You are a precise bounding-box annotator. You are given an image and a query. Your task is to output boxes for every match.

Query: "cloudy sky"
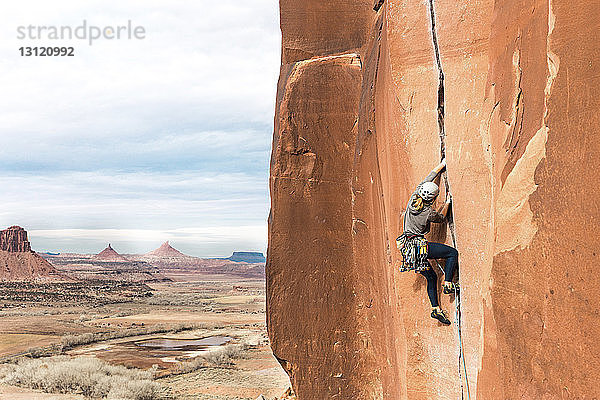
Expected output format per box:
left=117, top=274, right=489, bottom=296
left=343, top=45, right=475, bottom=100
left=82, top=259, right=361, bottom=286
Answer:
left=0, top=1, right=280, bottom=256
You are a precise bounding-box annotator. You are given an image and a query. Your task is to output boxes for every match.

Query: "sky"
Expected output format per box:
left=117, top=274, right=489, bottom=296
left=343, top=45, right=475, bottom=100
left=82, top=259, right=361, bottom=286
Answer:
left=0, top=1, right=281, bottom=257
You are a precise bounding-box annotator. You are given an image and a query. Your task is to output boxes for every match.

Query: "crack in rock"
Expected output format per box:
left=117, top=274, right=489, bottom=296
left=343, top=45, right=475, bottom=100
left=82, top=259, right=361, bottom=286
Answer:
left=428, top=1, right=470, bottom=398
left=428, top=0, right=456, bottom=247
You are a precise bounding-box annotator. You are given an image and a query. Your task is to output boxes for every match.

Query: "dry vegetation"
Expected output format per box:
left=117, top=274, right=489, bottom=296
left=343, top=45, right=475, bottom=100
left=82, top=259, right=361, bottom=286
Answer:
left=172, top=344, right=249, bottom=375
left=0, top=276, right=289, bottom=399
left=0, top=356, right=163, bottom=399
left=0, top=281, right=152, bottom=308
left=0, top=343, right=267, bottom=399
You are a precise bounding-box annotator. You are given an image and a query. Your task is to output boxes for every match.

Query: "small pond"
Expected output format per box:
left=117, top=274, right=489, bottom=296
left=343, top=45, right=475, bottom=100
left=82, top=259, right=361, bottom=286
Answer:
left=133, top=335, right=233, bottom=350
left=68, top=335, right=236, bottom=370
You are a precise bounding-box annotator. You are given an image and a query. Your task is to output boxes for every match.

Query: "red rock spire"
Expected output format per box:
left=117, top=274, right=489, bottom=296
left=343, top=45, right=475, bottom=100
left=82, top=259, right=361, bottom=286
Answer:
left=0, top=226, right=32, bottom=252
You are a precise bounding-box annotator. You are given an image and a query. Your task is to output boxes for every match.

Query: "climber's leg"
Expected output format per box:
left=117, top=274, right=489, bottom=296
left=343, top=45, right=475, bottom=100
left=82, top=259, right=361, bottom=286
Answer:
left=418, top=267, right=439, bottom=307
left=427, top=242, right=458, bottom=282
left=419, top=265, right=451, bottom=325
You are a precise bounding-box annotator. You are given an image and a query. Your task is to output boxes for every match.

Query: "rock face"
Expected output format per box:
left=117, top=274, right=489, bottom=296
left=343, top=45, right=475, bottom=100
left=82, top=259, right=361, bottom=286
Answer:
left=146, top=241, right=188, bottom=258
left=0, top=226, right=58, bottom=281
left=228, top=252, right=266, bottom=263
left=0, top=226, right=32, bottom=252
left=267, top=1, right=600, bottom=399
left=93, top=244, right=129, bottom=262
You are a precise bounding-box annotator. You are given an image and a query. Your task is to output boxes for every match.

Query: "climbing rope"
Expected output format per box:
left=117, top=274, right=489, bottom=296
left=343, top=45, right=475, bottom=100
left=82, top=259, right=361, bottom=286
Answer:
left=434, top=183, right=470, bottom=400
left=434, top=257, right=470, bottom=400
left=442, top=186, right=469, bottom=400
left=455, top=284, right=471, bottom=400
left=445, top=188, right=471, bottom=400
left=428, top=0, right=470, bottom=396
left=435, top=260, right=468, bottom=400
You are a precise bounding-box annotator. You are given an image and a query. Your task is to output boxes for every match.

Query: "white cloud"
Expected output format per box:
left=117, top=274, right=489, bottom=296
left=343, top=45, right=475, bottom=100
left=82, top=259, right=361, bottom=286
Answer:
left=0, top=0, right=280, bottom=255
left=0, top=170, right=268, bottom=226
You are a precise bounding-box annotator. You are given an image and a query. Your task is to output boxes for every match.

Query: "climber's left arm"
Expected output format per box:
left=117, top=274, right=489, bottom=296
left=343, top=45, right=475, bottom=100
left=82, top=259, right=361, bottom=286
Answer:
left=422, top=159, right=446, bottom=184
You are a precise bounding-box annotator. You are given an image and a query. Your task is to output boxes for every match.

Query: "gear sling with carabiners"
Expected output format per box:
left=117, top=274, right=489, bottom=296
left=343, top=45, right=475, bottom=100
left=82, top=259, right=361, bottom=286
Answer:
left=396, top=233, right=430, bottom=272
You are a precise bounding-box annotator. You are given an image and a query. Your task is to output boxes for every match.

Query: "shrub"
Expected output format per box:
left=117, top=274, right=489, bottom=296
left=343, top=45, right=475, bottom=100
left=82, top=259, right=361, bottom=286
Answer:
left=0, top=356, right=164, bottom=400
left=61, top=332, right=95, bottom=348
left=173, top=344, right=249, bottom=375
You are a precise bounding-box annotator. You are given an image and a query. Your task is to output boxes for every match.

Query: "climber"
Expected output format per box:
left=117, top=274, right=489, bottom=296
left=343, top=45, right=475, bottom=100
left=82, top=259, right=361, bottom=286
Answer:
left=396, top=158, right=459, bottom=325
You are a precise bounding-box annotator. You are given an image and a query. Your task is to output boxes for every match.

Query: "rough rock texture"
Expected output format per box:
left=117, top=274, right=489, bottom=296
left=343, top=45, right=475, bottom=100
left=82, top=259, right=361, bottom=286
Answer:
left=0, top=226, right=59, bottom=281
left=0, top=226, right=32, bottom=252
left=267, top=0, right=600, bottom=399
left=93, top=244, right=129, bottom=262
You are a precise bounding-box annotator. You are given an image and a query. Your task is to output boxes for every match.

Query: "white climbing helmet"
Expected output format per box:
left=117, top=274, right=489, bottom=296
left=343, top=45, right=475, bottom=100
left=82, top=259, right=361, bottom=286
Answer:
left=418, top=182, right=439, bottom=202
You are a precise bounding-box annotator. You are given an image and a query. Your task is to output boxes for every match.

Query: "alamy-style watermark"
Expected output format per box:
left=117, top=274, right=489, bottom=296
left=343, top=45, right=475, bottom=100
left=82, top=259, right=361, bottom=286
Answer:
left=17, top=20, right=146, bottom=46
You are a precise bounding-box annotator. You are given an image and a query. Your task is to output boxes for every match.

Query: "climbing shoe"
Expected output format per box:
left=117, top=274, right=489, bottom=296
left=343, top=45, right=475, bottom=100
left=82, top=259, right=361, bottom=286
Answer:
left=443, top=281, right=460, bottom=295
left=431, top=308, right=451, bottom=325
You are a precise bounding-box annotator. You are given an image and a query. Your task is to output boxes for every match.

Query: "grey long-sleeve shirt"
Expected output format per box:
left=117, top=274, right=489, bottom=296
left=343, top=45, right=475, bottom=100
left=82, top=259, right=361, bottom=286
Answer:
left=402, top=170, right=445, bottom=236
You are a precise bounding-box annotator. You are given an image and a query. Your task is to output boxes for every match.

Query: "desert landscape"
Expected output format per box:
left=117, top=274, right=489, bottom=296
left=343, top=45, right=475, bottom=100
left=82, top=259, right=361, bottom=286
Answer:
left=0, top=226, right=290, bottom=400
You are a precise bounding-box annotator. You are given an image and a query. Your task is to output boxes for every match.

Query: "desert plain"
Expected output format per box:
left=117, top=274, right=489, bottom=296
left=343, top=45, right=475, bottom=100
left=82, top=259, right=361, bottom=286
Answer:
left=0, top=237, right=290, bottom=400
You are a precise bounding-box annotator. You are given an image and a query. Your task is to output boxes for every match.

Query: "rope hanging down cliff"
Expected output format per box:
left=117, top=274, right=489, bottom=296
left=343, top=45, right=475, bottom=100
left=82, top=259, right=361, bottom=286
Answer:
left=428, top=0, right=471, bottom=398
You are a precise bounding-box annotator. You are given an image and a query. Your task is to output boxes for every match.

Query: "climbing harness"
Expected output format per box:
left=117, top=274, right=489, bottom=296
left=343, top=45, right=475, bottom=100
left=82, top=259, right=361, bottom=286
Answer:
left=396, top=234, right=429, bottom=272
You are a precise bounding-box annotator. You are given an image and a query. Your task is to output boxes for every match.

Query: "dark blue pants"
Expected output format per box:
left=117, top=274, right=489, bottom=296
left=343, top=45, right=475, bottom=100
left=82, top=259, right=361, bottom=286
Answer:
left=418, top=242, right=458, bottom=307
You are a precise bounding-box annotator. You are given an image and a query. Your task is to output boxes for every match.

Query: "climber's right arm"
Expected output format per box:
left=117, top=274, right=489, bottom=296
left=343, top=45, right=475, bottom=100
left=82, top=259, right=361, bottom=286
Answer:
left=428, top=198, right=451, bottom=222
left=439, top=198, right=451, bottom=218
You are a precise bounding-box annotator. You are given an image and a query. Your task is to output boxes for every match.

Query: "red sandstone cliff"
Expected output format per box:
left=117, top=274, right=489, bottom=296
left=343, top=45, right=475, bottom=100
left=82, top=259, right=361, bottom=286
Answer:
left=0, top=226, right=59, bottom=281
left=0, top=226, right=32, bottom=252
left=267, top=0, right=600, bottom=399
